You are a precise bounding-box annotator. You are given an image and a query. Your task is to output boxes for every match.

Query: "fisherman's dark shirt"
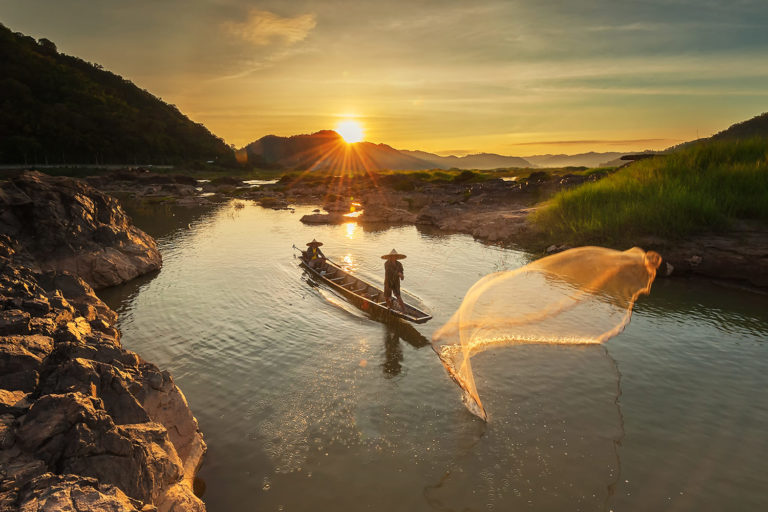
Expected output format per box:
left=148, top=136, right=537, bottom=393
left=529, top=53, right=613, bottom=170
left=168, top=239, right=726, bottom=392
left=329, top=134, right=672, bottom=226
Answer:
left=384, top=260, right=403, bottom=287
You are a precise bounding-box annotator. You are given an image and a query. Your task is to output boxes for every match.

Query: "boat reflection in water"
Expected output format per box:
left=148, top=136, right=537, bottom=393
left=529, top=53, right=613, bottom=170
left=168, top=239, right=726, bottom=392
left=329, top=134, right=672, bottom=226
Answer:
left=381, top=320, right=430, bottom=377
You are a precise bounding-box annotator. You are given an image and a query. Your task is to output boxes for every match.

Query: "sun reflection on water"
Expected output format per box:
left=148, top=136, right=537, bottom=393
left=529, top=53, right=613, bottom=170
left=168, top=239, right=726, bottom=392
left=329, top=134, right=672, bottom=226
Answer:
left=342, top=254, right=356, bottom=272
left=345, top=222, right=357, bottom=239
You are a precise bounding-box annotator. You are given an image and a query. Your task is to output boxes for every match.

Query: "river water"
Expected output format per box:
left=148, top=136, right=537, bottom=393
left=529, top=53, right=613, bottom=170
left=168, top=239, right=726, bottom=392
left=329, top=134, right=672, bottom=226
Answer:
left=99, top=200, right=768, bottom=511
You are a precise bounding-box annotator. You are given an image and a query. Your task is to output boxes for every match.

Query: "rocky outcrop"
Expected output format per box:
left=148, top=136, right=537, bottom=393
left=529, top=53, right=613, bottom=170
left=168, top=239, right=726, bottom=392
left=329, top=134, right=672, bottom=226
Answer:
left=411, top=202, right=537, bottom=243
left=358, top=205, right=417, bottom=224
left=644, top=230, right=768, bottom=288
left=8, top=473, right=141, bottom=512
left=85, top=169, right=205, bottom=207
left=0, top=237, right=205, bottom=511
left=0, top=171, right=161, bottom=289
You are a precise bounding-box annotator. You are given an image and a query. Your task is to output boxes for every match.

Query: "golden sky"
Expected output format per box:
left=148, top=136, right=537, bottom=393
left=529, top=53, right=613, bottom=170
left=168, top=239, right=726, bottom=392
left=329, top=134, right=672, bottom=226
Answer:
left=3, top=0, right=768, bottom=155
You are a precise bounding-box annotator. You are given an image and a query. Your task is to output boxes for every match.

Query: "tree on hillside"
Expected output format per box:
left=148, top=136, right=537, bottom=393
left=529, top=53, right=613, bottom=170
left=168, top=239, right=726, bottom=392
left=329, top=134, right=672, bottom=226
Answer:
left=0, top=23, right=236, bottom=166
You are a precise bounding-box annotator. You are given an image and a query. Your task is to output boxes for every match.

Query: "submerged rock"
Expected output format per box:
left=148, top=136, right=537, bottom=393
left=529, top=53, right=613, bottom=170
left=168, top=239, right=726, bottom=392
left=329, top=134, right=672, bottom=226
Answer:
left=0, top=171, right=161, bottom=289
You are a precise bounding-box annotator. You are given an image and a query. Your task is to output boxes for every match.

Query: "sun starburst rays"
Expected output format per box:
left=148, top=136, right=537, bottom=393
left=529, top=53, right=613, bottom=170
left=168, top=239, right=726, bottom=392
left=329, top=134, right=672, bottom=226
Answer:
left=335, top=119, right=364, bottom=143
left=278, top=134, right=387, bottom=211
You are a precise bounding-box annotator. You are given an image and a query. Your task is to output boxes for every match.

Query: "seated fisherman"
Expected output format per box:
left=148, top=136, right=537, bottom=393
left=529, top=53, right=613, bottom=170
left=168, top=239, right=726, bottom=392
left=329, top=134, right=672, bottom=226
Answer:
left=303, top=239, right=326, bottom=269
left=382, top=248, right=406, bottom=311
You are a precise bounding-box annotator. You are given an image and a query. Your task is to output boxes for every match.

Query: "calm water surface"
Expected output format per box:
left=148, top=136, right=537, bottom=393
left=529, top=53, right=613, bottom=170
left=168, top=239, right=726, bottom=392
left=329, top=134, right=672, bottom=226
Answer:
left=99, top=200, right=768, bottom=511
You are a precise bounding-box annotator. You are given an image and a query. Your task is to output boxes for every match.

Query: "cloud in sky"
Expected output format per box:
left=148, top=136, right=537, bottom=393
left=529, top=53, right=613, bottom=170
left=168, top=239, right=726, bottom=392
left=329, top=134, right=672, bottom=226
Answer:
left=223, top=9, right=316, bottom=46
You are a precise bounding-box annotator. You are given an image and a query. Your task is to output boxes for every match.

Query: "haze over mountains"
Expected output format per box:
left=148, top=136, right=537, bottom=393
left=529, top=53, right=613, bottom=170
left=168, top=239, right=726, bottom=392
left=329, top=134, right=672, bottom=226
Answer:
left=404, top=150, right=635, bottom=169
left=399, top=150, right=531, bottom=169
left=240, top=131, right=635, bottom=171
left=239, top=111, right=768, bottom=171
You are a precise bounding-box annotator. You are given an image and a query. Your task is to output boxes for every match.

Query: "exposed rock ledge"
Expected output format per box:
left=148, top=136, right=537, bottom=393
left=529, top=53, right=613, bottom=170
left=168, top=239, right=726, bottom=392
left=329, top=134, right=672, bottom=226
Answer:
left=0, top=173, right=205, bottom=510
left=0, top=171, right=162, bottom=290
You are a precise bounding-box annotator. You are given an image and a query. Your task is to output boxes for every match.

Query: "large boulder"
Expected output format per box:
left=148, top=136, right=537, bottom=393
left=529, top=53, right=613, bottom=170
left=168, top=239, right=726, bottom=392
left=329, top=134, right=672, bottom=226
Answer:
left=0, top=236, right=205, bottom=511
left=0, top=171, right=161, bottom=289
left=11, top=473, right=142, bottom=511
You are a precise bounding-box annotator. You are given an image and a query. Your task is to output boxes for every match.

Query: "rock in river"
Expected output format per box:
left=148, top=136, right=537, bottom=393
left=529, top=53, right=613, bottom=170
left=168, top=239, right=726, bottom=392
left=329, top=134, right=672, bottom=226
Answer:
left=0, top=172, right=205, bottom=511
left=300, top=212, right=349, bottom=224
left=0, top=171, right=161, bottom=289
left=0, top=237, right=206, bottom=511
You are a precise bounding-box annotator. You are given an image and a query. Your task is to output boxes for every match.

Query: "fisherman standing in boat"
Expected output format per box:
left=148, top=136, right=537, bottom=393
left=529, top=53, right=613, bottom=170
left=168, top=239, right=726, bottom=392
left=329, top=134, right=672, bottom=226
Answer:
left=382, top=249, right=406, bottom=311
left=303, top=239, right=326, bottom=269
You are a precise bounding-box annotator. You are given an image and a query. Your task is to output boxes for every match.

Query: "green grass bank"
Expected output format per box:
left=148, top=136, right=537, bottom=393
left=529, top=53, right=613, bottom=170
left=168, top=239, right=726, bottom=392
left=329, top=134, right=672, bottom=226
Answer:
left=533, top=138, right=768, bottom=244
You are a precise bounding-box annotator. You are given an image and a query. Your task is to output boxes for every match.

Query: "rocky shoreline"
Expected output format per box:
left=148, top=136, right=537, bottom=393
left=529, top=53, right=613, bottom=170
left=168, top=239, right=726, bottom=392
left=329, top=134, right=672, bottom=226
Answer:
left=20, top=167, right=768, bottom=290
left=262, top=172, right=768, bottom=290
left=0, top=171, right=162, bottom=289
left=0, top=166, right=764, bottom=508
left=0, top=172, right=205, bottom=511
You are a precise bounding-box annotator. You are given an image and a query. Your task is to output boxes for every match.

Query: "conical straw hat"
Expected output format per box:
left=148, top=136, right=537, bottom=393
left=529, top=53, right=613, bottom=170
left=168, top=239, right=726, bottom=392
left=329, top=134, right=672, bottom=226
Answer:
left=306, top=238, right=323, bottom=246
left=381, top=248, right=406, bottom=260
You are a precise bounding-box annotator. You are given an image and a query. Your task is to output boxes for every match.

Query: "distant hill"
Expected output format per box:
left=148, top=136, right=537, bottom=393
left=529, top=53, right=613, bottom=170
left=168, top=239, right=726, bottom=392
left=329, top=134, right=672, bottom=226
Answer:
left=0, top=23, right=235, bottom=165
left=239, top=131, right=438, bottom=171
left=240, top=133, right=638, bottom=172
left=523, top=152, right=629, bottom=168
left=710, top=112, right=768, bottom=141
left=403, top=149, right=638, bottom=169
left=667, top=112, right=768, bottom=152
left=400, top=150, right=531, bottom=169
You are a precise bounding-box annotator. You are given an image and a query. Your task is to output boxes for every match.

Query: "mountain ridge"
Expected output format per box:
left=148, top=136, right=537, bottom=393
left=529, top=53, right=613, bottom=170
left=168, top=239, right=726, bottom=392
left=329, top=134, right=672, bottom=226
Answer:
left=0, top=23, right=235, bottom=166
left=238, top=131, right=439, bottom=171
left=399, top=150, right=531, bottom=169
left=240, top=133, right=643, bottom=171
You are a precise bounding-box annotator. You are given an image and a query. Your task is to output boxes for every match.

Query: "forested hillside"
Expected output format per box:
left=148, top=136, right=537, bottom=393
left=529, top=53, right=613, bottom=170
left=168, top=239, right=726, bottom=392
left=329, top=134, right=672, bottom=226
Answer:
left=0, top=23, right=235, bottom=165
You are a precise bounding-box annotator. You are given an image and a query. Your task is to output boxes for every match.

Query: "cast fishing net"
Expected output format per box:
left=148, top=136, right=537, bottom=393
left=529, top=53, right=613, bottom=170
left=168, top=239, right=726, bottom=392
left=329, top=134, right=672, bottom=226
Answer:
left=432, top=246, right=662, bottom=420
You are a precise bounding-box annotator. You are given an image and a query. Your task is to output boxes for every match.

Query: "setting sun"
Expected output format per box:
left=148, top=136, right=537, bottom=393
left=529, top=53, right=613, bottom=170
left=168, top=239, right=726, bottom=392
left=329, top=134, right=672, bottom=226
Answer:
left=335, top=120, right=364, bottom=143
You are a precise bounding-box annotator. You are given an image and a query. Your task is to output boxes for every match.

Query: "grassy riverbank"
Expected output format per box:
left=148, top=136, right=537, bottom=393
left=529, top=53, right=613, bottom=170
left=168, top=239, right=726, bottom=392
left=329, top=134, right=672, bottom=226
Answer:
left=533, top=138, right=768, bottom=244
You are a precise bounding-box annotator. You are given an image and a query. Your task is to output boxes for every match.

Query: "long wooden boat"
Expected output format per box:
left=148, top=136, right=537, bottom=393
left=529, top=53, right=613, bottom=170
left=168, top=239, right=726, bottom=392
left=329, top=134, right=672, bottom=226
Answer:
left=299, top=254, right=432, bottom=324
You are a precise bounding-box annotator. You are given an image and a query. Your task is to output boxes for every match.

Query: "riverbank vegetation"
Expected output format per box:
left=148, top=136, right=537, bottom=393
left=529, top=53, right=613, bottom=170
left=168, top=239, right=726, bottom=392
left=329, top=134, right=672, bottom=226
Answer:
left=534, top=138, right=768, bottom=243
left=376, top=166, right=614, bottom=182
